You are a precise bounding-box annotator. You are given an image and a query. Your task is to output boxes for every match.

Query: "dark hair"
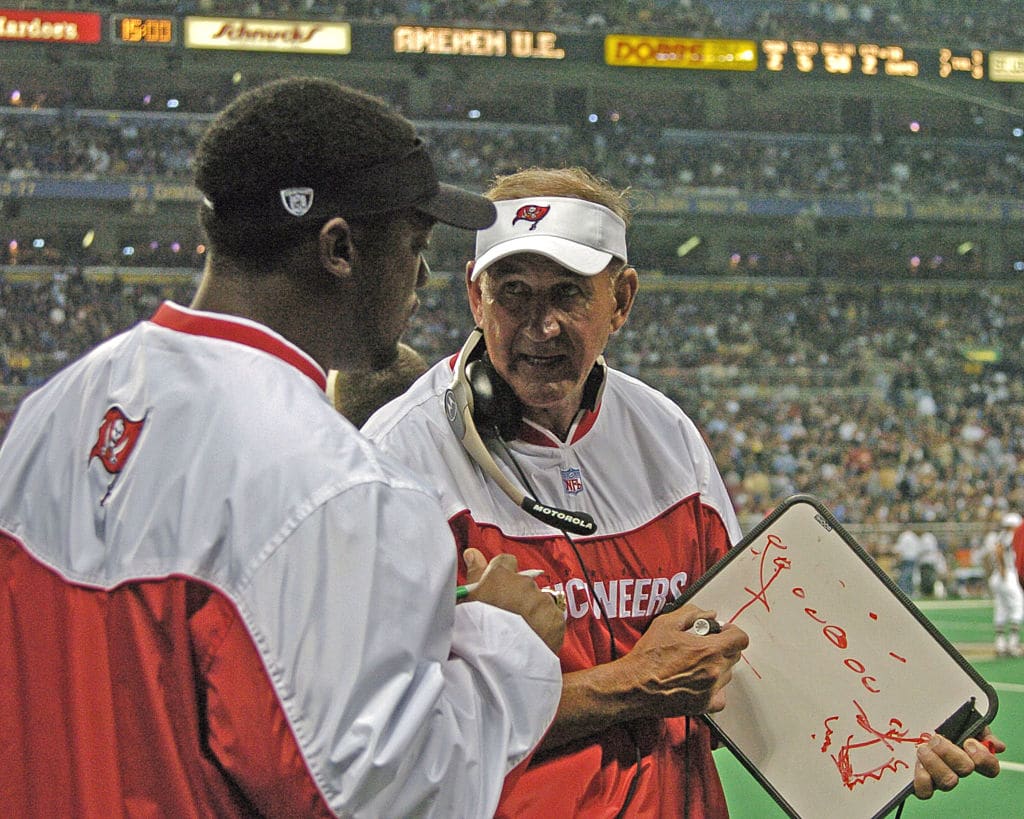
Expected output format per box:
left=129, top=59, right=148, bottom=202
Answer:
left=194, top=76, right=417, bottom=264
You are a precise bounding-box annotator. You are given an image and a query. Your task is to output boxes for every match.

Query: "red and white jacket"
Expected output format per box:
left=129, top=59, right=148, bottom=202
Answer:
left=363, top=354, right=742, bottom=818
left=0, top=302, right=561, bottom=818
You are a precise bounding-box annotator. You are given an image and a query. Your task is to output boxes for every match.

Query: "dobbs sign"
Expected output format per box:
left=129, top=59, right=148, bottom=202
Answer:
left=605, top=35, right=757, bottom=71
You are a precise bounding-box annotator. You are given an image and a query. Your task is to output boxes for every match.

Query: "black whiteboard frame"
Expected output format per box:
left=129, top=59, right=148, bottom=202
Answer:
left=682, top=494, right=998, bottom=819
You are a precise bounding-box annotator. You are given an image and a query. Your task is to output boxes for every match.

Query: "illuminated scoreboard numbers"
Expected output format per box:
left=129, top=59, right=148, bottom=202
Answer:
left=858, top=44, right=880, bottom=75
left=122, top=17, right=172, bottom=43
left=113, top=15, right=174, bottom=45
left=939, top=48, right=984, bottom=79
left=762, top=39, right=787, bottom=71
left=821, top=42, right=855, bottom=74
left=760, top=39, right=921, bottom=76
left=792, top=40, right=818, bottom=72
left=878, top=46, right=918, bottom=76
left=761, top=40, right=825, bottom=73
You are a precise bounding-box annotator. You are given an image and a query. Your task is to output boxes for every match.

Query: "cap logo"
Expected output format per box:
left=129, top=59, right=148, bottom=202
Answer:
left=512, top=204, right=550, bottom=230
left=280, top=187, right=314, bottom=217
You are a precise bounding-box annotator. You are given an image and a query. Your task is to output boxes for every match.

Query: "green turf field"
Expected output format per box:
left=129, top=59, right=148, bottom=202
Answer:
left=716, top=598, right=1024, bottom=818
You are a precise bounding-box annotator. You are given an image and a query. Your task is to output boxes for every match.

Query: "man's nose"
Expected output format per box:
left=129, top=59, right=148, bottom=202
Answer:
left=523, top=300, right=560, bottom=339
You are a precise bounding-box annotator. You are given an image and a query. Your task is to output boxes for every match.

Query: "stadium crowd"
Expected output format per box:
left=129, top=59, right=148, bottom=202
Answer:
left=19, top=1, right=1024, bottom=49
left=425, top=125, right=1024, bottom=200
left=4, top=2, right=1022, bottom=581
left=7, top=272, right=1020, bottom=557
left=2, top=113, right=1022, bottom=271
left=0, top=116, right=200, bottom=180
left=12, top=111, right=1024, bottom=198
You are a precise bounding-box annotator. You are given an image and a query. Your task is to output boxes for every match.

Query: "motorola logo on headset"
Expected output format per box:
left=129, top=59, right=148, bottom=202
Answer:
left=526, top=502, right=595, bottom=534
left=444, top=328, right=601, bottom=536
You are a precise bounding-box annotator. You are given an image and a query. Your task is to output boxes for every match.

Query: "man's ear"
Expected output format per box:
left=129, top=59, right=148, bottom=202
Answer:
left=320, top=217, right=355, bottom=278
left=466, top=260, right=485, bottom=325
left=610, top=266, right=639, bottom=333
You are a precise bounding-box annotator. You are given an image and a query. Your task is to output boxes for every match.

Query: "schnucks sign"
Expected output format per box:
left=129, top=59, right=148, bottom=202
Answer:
left=0, top=9, right=102, bottom=43
left=184, top=16, right=350, bottom=54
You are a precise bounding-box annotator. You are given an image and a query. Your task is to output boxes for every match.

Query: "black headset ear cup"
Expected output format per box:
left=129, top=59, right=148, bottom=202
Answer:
left=465, top=358, right=522, bottom=439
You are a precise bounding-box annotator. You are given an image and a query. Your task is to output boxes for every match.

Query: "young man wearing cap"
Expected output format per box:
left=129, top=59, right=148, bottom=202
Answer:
left=0, top=78, right=564, bottom=817
left=363, top=166, right=1004, bottom=816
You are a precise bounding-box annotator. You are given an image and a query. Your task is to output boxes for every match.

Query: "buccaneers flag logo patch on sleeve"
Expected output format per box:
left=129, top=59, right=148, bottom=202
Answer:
left=512, top=204, right=550, bottom=230
left=90, top=407, right=145, bottom=474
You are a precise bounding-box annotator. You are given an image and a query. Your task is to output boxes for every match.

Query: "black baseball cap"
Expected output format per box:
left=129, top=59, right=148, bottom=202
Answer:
left=201, top=137, right=495, bottom=231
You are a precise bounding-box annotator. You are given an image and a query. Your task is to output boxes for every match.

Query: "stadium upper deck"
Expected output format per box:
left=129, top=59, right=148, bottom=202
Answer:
left=11, top=1, right=1024, bottom=49
left=1, top=2, right=1022, bottom=551
left=1, top=1, right=1023, bottom=275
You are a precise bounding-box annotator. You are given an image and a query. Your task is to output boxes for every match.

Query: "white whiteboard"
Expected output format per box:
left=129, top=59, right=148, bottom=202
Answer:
left=684, top=495, right=997, bottom=819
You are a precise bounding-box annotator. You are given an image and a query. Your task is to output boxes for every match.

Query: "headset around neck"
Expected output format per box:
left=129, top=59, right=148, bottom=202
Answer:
left=443, top=328, right=601, bottom=536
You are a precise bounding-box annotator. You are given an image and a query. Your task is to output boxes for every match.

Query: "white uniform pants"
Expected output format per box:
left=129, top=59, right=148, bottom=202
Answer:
left=989, top=572, right=1024, bottom=626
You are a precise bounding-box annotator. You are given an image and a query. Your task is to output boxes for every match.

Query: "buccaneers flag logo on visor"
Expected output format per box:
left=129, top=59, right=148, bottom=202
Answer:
left=512, top=204, right=550, bottom=230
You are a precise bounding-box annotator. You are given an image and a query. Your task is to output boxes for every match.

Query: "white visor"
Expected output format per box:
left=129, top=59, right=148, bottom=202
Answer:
left=471, top=196, right=627, bottom=280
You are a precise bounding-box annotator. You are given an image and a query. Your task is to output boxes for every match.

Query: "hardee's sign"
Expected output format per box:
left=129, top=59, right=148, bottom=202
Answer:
left=184, top=17, right=350, bottom=54
left=605, top=35, right=757, bottom=71
left=0, top=9, right=101, bottom=43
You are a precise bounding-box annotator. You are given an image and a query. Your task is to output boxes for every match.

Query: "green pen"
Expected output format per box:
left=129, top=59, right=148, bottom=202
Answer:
left=456, top=569, right=545, bottom=600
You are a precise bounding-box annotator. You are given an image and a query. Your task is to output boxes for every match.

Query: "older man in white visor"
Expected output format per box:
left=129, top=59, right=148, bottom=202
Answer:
left=362, top=166, right=1001, bottom=818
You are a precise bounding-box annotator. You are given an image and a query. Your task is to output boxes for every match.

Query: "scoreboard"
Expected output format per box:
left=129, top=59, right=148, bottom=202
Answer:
left=759, top=39, right=985, bottom=79
left=112, top=15, right=175, bottom=46
left=1, top=7, right=1022, bottom=84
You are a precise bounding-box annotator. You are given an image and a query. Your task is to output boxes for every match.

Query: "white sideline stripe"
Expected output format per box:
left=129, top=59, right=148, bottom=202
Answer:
left=928, top=619, right=992, bottom=631
left=916, top=599, right=992, bottom=611
left=992, top=681, right=1024, bottom=694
